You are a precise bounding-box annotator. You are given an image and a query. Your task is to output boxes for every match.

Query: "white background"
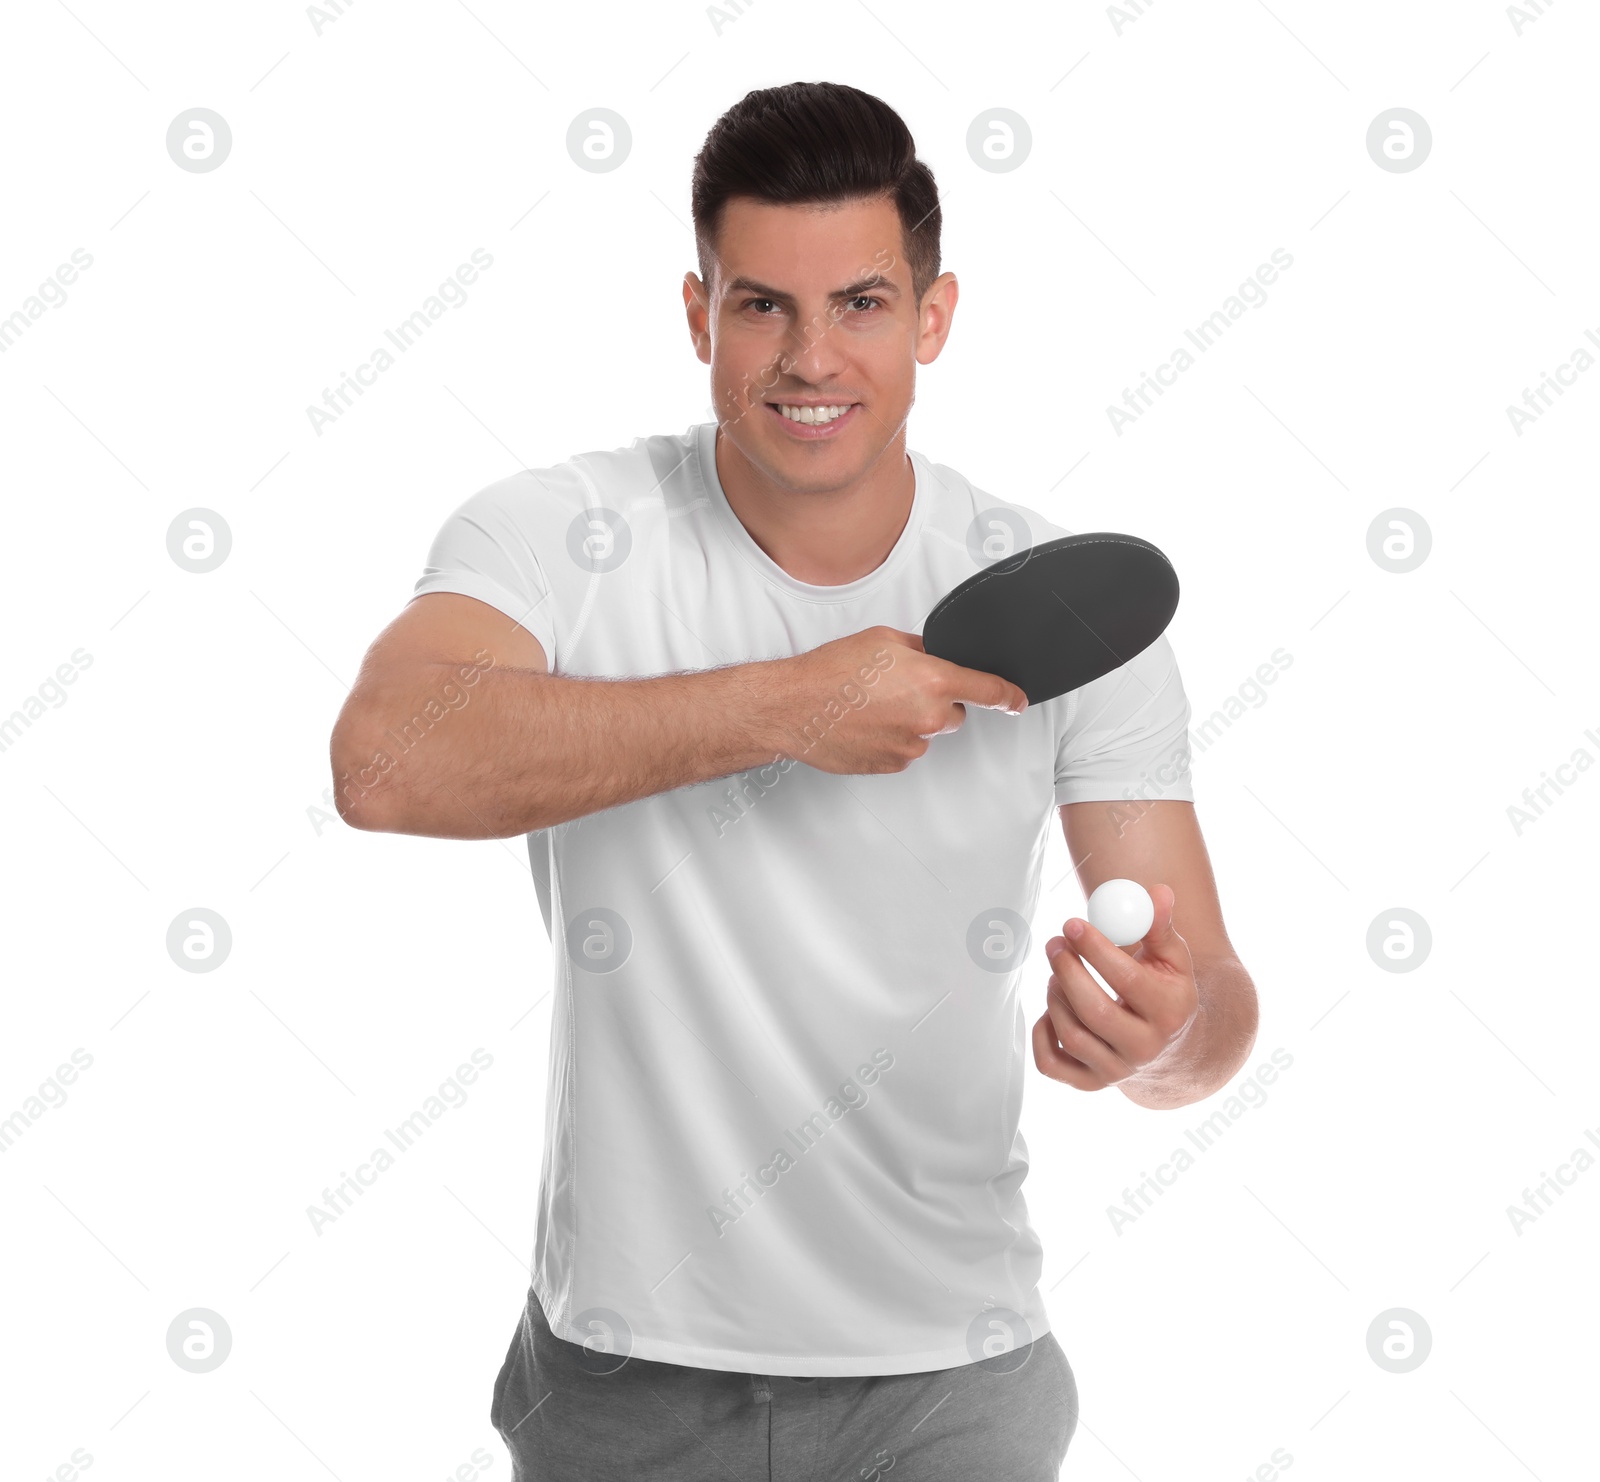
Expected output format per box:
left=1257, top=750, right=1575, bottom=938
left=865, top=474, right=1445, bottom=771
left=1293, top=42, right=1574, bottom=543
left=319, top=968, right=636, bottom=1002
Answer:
left=3, top=1, right=1596, bottom=1478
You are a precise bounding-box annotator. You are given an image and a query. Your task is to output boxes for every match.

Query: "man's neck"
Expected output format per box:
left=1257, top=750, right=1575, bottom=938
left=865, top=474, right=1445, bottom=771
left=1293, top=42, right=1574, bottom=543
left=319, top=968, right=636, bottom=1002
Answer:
left=713, top=426, right=915, bottom=587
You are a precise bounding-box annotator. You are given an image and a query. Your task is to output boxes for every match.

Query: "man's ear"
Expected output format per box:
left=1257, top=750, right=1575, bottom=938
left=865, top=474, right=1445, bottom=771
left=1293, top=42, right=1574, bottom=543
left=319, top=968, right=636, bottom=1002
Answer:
left=683, top=272, right=713, bottom=364
left=915, top=271, right=959, bottom=366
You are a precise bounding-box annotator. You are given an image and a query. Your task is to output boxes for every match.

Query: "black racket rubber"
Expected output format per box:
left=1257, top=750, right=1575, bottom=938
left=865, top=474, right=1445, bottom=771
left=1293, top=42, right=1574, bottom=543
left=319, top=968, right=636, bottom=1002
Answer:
left=921, top=532, right=1180, bottom=705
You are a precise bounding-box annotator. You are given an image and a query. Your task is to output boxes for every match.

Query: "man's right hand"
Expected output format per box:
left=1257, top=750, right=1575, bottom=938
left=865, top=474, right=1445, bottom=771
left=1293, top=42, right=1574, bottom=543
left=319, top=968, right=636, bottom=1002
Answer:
left=762, top=626, right=1029, bottom=777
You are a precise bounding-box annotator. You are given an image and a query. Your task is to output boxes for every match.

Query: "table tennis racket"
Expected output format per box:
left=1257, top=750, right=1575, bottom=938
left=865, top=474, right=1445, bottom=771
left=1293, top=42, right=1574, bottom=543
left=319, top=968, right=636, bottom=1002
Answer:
left=921, top=532, right=1179, bottom=705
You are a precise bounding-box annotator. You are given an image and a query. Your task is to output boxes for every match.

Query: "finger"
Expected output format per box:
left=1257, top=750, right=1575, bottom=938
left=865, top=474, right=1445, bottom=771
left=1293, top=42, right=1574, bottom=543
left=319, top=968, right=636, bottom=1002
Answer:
left=1058, top=920, right=1143, bottom=1000
left=1046, top=936, right=1122, bottom=1020
left=1132, top=884, right=1185, bottom=967
left=926, top=655, right=1028, bottom=716
left=1041, top=968, right=1132, bottom=1082
left=1067, top=898, right=1189, bottom=1027
left=921, top=702, right=968, bottom=740
left=1031, top=1010, right=1109, bottom=1090
left=1046, top=937, right=1148, bottom=1066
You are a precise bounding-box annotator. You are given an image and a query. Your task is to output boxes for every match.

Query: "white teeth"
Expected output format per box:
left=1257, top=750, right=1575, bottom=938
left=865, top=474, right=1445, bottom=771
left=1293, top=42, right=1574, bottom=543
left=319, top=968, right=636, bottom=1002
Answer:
left=777, top=403, right=852, bottom=424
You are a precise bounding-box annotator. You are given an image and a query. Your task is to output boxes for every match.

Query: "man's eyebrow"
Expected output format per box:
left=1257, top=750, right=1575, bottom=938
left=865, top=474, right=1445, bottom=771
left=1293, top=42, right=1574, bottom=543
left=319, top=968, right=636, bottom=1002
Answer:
left=722, top=275, right=902, bottom=301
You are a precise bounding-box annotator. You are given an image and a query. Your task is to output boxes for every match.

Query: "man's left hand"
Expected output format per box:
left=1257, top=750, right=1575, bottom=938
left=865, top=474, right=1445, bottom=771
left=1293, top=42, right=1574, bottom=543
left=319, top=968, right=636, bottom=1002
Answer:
left=1031, top=884, right=1200, bottom=1091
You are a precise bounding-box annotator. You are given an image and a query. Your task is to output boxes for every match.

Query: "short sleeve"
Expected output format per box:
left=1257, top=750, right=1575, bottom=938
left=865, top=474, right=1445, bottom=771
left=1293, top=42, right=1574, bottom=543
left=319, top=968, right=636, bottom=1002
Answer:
left=413, top=474, right=559, bottom=668
left=1054, top=634, right=1194, bottom=805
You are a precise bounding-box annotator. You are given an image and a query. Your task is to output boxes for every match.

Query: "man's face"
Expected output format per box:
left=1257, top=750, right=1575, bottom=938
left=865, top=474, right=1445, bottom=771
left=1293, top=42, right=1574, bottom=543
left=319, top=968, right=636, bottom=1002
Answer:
left=683, top=193, right=956, bottom=495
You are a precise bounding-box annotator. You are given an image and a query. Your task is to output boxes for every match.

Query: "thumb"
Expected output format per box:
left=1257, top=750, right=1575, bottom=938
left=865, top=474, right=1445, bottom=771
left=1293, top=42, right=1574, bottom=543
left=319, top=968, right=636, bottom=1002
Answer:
left=934, top=657, right=1029, bottom=716
left=1134, top=884, right=1180, bottom=960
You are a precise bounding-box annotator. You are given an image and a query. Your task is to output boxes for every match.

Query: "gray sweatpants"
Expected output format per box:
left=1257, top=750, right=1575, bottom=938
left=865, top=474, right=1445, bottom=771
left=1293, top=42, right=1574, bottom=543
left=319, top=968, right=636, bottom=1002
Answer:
left=489, top=1286, right=1079, bottom=1480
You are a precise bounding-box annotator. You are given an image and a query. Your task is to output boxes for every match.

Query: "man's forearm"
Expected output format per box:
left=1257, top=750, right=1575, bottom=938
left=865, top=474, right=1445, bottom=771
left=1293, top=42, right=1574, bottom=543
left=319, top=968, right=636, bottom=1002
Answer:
left=334, top=659, right=790, bottom=838
left=1118, top=955, right=1259, bottom=1111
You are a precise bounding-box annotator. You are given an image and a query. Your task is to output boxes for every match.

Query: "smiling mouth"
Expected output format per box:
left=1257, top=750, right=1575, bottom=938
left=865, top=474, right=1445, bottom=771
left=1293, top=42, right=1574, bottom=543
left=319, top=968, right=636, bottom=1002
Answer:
left=764, top=401, right=860, bottom=435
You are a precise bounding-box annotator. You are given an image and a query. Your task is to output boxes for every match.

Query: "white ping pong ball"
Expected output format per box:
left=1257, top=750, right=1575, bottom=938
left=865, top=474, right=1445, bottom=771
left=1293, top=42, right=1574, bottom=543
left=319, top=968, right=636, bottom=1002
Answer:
left=1086, top=879, right=1154, bottom=947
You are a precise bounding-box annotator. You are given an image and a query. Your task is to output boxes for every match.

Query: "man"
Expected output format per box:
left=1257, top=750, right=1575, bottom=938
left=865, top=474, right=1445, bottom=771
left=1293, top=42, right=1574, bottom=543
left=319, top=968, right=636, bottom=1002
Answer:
left=330, top=80, right=1257, bottom=1481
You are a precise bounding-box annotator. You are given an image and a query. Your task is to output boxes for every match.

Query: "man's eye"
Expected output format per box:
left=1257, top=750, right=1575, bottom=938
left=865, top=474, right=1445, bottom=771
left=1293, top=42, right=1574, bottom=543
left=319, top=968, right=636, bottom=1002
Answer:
left=744, top=298, right=779, bottom=314
left=848, top=296, right=881, bottom=312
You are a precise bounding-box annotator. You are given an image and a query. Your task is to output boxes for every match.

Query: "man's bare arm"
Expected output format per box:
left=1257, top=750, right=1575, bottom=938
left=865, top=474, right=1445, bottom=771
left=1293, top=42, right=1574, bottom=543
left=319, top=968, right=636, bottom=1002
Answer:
left=329, top=593, right=1027, bottom=839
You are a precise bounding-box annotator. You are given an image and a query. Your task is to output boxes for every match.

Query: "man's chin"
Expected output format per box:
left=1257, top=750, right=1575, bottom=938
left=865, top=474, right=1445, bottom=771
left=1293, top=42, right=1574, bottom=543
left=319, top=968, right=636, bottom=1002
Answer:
left=756, top=430, right=879, bottom=494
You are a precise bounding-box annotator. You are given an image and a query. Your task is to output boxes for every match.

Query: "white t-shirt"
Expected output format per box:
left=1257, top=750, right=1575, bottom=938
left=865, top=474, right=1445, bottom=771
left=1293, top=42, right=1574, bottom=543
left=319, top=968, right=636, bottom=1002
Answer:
left=414, top=421, right=1194, bottom=1377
